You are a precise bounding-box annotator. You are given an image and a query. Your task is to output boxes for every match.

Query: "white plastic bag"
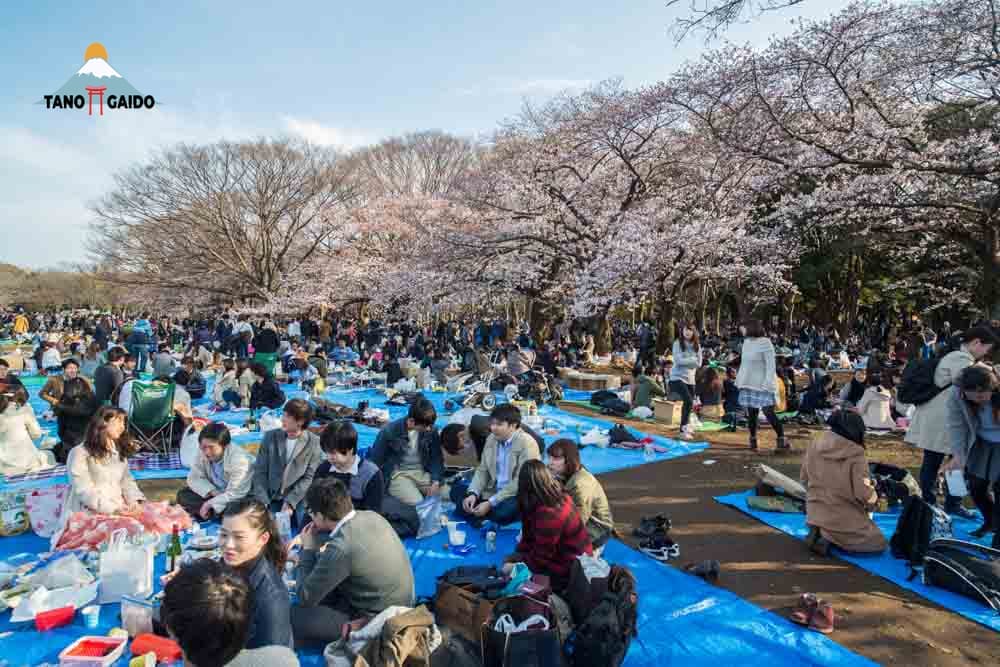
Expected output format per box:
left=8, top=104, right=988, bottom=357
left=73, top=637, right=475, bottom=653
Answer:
left=415, top=495, right=442, bottom=540
left=631, top=406, right=653, bottom=420
left=179, top=424, right=200, bottom=468
left=27, top=553, right=95, bottom=590
left=580, top=427, right=609, bottom=448
left=98, top=530, right=154, bottom=604
left=258, top=410, right=282, bottom=432
left=945, top=469, right=969, bottom=497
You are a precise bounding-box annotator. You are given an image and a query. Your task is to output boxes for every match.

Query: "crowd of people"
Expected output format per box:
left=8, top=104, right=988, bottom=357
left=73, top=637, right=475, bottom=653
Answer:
left=1, top=304, right=999, bottom=663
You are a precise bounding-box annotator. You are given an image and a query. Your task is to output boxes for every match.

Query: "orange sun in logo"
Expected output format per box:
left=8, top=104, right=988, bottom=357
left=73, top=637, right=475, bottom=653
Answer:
left=83, top=42, right=108, bottom=62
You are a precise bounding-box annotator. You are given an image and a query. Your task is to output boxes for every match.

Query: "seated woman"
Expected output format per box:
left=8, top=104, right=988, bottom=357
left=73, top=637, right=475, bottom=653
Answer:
left=212, top=358, right=240, bottom=409
left=0, top=387, right=55, bottom=476
left=503, top=460, right=593, bottom=592
left=629, top=362, right=666, bottom=409
left=546, top=439, right=614, bottom=552
left=218, top=498, right=294, bottom=649
left=53, top=406, right=145, bottom=547
left=291, top=357, right=319, bottom=390
left=799, top=374, right=835, bottom=416
left=251, top=399, right=321, bottom=528
left=838, top=369, right=868, bottom=408
left=696, top=366, right=724, bottom=421
left=855, top=371, right=895, bottom=431
left=248, top=362, right=286, bottom=411
left=801, top=411, right=886, bottom=556
left=175, top=357, right=207, bottom=399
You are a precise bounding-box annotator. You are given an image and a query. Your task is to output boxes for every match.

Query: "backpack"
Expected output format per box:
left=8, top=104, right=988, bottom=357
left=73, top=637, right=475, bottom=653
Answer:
left=869, top=462, right=921, bottom=507
left=608, top=423, right=639, bottom=444
left=564, top=565, right=638, bottom=667
left=599, top=399, right=631, bottom=417
left=890, top=496, right=953, bottom=567
left=590, top=390, right=618, bottom=406
left=438, top=565, right=509, bottom=597
left=896, top=353, right=950, bottom=406
left=923, top=539, right=1000, bottom=611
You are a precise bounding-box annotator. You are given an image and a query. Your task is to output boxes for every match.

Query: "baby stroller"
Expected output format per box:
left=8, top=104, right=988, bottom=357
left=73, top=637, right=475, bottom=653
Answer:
left=445, top=368, right=498, bottom=411
left=514, top=368, right=563, bottom=406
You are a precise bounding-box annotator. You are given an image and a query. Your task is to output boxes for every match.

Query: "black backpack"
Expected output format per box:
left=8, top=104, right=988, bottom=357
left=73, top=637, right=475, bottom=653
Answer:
left=564, top=565, right=638, bottom=667
left=437, top=565, right=508, bottom=598
left=608, top=423, right=640, bottom=444
left=896, top=356, right=946, bottom=406
left=890, top=496, right=953, bottom=567
left=869, top=462, right=921, bottom=507
left=923, top=539, right=1000, bottom=611
left=600, top=399, right=631, bottom=417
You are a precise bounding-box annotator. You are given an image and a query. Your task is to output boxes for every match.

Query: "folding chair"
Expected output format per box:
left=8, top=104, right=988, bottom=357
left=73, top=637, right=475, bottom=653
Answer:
left=127, top=380, right=176, bottom=454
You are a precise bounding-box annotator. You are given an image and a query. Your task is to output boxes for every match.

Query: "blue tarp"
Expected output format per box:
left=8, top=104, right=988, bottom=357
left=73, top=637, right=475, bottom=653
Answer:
left=716, top=490, right=1000, bottom=633
left=0, top=525, right=875, bottom=667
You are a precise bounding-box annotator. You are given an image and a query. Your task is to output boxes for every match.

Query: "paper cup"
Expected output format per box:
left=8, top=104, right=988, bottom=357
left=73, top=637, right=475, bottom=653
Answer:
left=81, top=604, right=100, bottom=629
left=451, top=530, right=466, bottom=547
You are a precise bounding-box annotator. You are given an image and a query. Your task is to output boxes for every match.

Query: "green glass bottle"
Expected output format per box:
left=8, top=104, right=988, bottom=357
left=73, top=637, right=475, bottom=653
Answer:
left=166, top=524, right=182, bottom=573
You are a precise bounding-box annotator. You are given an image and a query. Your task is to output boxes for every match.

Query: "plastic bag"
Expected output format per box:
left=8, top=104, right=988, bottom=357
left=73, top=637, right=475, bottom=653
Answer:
left=26, top=485, right=68, bottom=538
left=576, top=554, right=611, bottom=580
left=274, top=510, right=292, bottom=544
left=500, top=562, right=533, bottom=597
left=98, top=530, right=154, bottom=604
left=179, top=424, right=200, bottom=468
left=27, top=553, right=95, bottom=590
left=259, top=410, right=282, bottom=432
left=415, top=495, right=442, bottom=539
left=580, top=427, right=609, bottom=448
left=0, top=489, right=30, bottom=537
left=630, top=406, right=653, bottom=420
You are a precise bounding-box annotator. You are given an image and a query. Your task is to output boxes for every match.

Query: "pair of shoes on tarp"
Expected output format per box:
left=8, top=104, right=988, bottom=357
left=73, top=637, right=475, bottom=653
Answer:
left=790, top=592, right=835, bottom=633
left=635, top=514, right=678, bottom=561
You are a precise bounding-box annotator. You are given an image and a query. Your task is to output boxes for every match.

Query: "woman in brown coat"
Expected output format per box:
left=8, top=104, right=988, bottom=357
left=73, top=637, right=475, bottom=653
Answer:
left=801, top=411, right=886, bottom=555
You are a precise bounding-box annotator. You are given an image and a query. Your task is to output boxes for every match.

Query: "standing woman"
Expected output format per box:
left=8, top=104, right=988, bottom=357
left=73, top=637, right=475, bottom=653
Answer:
left=218, top=498, right=293, bottom=649
left=669, top=323, right=703, bottom=440
left=53, top=406, right=145, bottom=547
left=736, top=319, right=788, bottom=451
left=945, top=366, right=1000, bottom=545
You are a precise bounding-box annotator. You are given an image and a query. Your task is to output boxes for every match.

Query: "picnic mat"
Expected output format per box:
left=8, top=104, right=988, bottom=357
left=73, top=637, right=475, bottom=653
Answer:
left=716, top=490, right=1000, bottom=634
left=0, top=526, right=875, bottom=667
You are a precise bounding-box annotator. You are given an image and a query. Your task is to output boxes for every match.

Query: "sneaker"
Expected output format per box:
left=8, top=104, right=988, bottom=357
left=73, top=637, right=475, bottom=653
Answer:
left=683, top=560, right=720, bottom=583
left=633, top=514, right=671, bottom=538
left=640, top=535, right=680, bottom=562
left=679, top=425, right=695, bottom=441
left=808, top=601, right=835, bottom=634
left=790, top=593, right=819, bottom=626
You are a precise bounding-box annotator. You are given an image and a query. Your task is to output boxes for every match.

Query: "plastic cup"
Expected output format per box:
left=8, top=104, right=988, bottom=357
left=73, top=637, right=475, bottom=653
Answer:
left=81, top=604, right=100, bottom=629
left=451, top=530, right=466, bottom=547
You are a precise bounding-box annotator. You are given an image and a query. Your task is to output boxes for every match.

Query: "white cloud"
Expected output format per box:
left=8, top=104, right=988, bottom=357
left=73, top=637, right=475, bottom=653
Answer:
left=281, top=116, right=375, bottom=150
left=456, top=78, right=593, bottom=98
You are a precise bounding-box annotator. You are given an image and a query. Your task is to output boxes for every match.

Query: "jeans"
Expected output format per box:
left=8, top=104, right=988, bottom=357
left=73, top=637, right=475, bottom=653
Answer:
left=668, top=380, right=695, bottom=428
left=918, top=450, right=962, bottom=511
left=449, top=479, right=519, bottom=526
left=222, top=389, right=242, bottom=407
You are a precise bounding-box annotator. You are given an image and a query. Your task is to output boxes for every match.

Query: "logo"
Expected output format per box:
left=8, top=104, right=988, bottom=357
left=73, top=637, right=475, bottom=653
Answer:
left=39, top=42, right=155, bottom=116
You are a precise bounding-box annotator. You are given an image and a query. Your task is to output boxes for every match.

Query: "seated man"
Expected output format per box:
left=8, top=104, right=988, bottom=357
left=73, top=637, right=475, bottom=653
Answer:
left=801, top=411, right=886, bottom=556
left=251, top=399, right=322, bottom=527
left=330, top=338, right=359, bottom=364
left=175, top=356, right=207, bottom=399
left=314, top=422, right=384, bottom=513
left=368, top=398, right=445, bottom=506
left=178, top=421, right=254, bottom=520
left=449, top=404, right=541, bottom=526
left=161, top=558, right=299, bottom=667
left=292, top=478, right=415, bottom=646
left=152, top=343, right=176, bottom=378
left=441, top=412, right=544, bottom=462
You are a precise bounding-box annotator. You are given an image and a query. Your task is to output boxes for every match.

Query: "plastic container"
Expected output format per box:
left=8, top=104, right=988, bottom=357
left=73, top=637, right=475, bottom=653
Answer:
left=121, top=595, right=158, bottom=637
left=130, top=633, right=182, bottom=663
left=35, top=605, right=75, bottom=631
left=58, top=636, right=127, bottom=666
left=450, top=530, right=466, bottom=547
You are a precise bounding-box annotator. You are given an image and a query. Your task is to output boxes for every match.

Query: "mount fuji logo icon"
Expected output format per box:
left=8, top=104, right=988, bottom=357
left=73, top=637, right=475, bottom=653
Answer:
left=40, top=42, right=156, bottom=116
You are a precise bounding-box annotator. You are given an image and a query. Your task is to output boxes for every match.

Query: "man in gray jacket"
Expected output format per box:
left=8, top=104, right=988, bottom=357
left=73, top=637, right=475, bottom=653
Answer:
left=292, top=478, right=415, bottom=646
left=251, top=398, right=322, bottom=528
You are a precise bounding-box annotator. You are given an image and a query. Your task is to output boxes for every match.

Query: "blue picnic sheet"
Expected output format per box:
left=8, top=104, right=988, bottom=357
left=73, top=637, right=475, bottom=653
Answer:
left=716, top=490, right=1000, bottom=634
left=0, top=524, right=875, bottom=667
left=2, top=379, right=706, bottom=491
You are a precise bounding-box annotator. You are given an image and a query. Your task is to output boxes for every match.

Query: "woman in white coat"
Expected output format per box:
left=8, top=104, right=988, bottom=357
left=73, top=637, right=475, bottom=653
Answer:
left=855, top=372, right=896, bottom=431
left=0, top=387, right=55, bottom=476
left=735, top=320, right=787, bottom=451
left=905, top=326, right=996, bottom=518
left=54, top=406, right=145, bottom=545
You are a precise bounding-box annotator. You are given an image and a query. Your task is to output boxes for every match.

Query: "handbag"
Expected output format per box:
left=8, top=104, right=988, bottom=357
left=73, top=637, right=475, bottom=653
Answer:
left=98, top=529, right=154, bottom=604
left=481, top=596, right=564, bottom=667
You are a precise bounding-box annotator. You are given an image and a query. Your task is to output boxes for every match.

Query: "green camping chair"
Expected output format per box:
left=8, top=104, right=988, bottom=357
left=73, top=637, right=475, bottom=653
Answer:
left=253, top=352, right=279, bottom=375
left=127, top=380, right=176, bottom=454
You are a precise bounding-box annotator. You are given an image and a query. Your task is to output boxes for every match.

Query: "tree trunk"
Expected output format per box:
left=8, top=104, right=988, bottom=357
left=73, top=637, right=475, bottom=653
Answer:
left=528, top=298, right=558, bottom=347
left=655, top=290, right=676, bottom=355
left=591, top=308, right=613, bottom=356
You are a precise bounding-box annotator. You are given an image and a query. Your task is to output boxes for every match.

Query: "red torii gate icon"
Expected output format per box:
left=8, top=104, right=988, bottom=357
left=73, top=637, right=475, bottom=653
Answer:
left=85, top=86, right=107, bottom=116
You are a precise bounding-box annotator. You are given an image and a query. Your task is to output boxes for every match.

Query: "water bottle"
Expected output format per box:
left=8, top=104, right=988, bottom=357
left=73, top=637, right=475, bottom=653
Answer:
left=486, top=531, right=497, bottom=553
left=643, top=441, right=655, bottom=462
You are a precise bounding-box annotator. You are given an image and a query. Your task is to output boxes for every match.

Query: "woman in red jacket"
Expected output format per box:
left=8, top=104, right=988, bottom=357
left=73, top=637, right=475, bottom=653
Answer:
left=504, top=460, right=593, bottom=591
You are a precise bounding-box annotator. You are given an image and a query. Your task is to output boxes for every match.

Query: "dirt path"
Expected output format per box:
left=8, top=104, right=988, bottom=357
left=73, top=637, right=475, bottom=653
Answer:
left=577, top=407, right=1000, bottom=666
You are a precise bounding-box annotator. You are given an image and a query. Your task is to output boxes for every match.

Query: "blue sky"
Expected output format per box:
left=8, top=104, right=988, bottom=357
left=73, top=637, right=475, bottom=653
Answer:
left=1, top=0, right=851, bottom=267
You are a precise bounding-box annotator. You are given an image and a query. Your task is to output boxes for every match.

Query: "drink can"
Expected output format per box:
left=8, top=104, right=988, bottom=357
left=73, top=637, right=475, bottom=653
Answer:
left=485, top=531, right=497, bottom=553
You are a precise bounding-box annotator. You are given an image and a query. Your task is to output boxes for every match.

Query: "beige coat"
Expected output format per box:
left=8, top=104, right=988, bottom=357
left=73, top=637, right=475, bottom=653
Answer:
left=186, top=443, right=254, bottom=514
left=857, top=387, right=895, bottom=431
left=564, top=467, right=614, bottom=543
left=905, top=349, right=975, bottom=454
left=800, top=432, right=886, bottom=553
left=468, top=429, right=540, bottom=505
left=0, top=404, right=50, bottom=476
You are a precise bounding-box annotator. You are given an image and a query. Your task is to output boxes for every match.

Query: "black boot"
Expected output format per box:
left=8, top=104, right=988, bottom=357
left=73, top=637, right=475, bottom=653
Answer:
left=776, top=436, right=790, bottom=451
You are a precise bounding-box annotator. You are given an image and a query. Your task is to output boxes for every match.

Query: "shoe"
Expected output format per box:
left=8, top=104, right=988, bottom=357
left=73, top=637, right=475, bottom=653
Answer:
left=947, top=505, right=978, bottom=521
left=776, top=437, right=790, bottom=451
left=790, top=593, right=819, bottom=625
left=970, top=524, right=993, bottom=539
left=633, top=514, right=671, bottom=538
left=640, top=535, right=680, bottom=562
left=684, top=560, right=720, bottom=583
left=809, top=601, right=835, bottom=634
left=749, top=437, right=758, bottom=451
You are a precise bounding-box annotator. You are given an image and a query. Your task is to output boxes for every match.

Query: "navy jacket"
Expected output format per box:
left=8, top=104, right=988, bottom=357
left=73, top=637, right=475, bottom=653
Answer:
left=241, top=556, right=293, bottom=650
left=368, top=417, right=444, bottom=484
